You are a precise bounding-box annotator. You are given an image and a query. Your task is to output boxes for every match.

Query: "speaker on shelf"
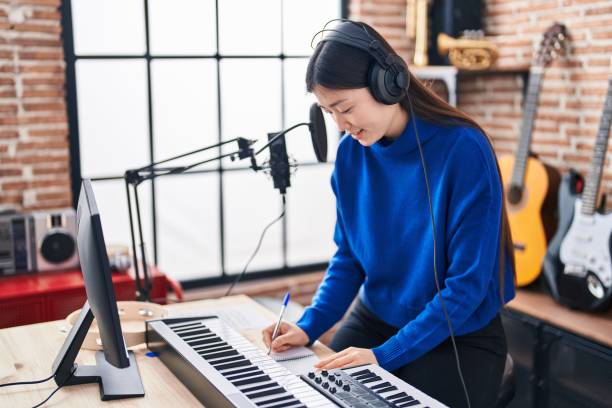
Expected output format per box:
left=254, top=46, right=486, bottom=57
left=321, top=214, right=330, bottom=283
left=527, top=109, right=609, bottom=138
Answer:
left=0, top=213, right=35, bottom=276
left=31, top=208, right=79, bottom=273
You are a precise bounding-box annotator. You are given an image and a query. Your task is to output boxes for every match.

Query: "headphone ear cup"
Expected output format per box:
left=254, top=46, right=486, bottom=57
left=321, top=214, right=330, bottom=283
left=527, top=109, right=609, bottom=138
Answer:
left=368, top=62, right=406, bottom=105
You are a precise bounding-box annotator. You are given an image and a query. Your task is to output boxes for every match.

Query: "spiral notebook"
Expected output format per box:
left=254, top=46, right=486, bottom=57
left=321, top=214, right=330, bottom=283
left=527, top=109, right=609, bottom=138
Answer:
left=269, top=346, right=320, bottom=375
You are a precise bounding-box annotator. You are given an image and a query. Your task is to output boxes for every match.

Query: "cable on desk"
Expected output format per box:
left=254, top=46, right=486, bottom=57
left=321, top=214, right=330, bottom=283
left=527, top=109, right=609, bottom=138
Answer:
left=31, top=365, right=77, bottom=408
left=0, top=372, right=55, bottom=388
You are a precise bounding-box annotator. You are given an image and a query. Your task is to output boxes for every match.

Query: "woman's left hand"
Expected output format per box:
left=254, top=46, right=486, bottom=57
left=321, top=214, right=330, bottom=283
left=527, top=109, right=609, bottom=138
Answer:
left=314, top=347, right=378, bottom=370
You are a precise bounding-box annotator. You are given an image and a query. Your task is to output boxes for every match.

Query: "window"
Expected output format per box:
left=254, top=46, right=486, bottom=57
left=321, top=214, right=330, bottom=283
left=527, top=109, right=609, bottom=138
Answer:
left=63, top=0, right=345, bottom=285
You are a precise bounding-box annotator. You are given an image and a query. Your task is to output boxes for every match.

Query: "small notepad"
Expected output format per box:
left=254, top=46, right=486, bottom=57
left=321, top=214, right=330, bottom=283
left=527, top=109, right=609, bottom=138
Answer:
left=269, top=347, right=320, bottom=375
left=269, top=346, right=315, bottom=362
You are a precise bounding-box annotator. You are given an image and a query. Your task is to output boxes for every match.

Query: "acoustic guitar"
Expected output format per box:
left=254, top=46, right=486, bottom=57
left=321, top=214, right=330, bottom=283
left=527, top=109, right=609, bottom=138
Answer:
left=499, top=23, right=567, bottom=287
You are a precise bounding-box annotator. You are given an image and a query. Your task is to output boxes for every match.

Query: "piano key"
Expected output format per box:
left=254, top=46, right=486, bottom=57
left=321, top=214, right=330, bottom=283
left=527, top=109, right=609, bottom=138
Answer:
left=200, top=349, right=239, bottom=360
left=187, top=336, right=224, bottom=347
left=349, top=369, right=371, bottom=377
left=360, top=375, right=382, bottom=384
left=370, top=381, right=392, bottom=390
left=216, top=359, right=253, bottom=371
left=206, top=355, right=246, bottom=365
left=375, top=385, right=399, bottom=394
left=176, top=328, right=211, bottom=338
left=231, top=374, right=272, bottom=387
left=226, top=369, right=265, bottom=381
left=386, top=391, right=408, bottom=400
left=246, top=387, right=287, bottom=400
left=194, top=343, right=232, bottom=354
left=397, top=400, right=421, bottom=407
left=393, top=395, right=416, bottom=404
left=241, top=381, right=281, bottom=394
left=255, top=394, right=297, bottom=406
left=265, top=401, right=305, bottom=408
left=222, top=365, right=260, bottom=378
left=167, top=321, right=202, bottom=330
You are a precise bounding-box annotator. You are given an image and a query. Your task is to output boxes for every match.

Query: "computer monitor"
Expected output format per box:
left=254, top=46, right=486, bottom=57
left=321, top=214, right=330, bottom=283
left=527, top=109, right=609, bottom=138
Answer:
left=51, top=179, right=144, bottom=400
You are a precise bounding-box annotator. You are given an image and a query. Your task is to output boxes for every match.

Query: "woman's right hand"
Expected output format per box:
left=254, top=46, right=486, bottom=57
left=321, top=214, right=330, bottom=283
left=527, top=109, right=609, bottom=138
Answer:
left=262, top=321, right=310, bottom=353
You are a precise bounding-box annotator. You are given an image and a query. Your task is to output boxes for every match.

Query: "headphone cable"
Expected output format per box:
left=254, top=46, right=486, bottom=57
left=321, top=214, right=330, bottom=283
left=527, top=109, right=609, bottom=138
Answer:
left=409, top=98, right=472, bottom=408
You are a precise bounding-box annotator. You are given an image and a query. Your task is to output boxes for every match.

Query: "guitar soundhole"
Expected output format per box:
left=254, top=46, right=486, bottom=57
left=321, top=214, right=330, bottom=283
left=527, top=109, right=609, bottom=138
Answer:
left=508, top=185, right=523, bottom=205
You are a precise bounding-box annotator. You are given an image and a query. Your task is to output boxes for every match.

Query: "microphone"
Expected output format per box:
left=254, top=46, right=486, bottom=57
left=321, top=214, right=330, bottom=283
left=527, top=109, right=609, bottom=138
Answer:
left=253, top=103, right=328, bottom=194
left=267, top=131, right=291, bottom=195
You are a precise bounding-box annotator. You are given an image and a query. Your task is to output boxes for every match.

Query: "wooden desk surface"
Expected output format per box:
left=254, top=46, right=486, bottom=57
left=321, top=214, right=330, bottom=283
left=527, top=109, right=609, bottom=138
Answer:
left=0, top=295, right=333, bottom=407
left=507, top=288, right=612, bottom=348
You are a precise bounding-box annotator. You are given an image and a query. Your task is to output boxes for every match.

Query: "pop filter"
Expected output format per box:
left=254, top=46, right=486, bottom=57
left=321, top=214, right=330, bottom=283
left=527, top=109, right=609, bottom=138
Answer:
left=309, top=103, right=327, bottom=163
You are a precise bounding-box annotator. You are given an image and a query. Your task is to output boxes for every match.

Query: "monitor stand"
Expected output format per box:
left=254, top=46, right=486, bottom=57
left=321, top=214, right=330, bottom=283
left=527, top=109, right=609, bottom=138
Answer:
left=51, top=302, right=145, bottom=400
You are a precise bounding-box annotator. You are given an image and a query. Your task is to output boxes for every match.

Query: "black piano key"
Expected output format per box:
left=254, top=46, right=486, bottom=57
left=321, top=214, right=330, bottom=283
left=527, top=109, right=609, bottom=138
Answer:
left=187, top=336, right=223, bottom=347
left=200, top=349, right=239, bottom=360
left=386, top=392, right=408, bottom=401
left=255, top=394, right=296, bottom=406
left=222, top=365, right=260, bottom=378
left=354, top=372, right=377, bottom=381
left=226, top=370, right=264, bottom=382
left=183, top=332, right=217, bottom=341
left=375, top=385, right=398, bottom=394
left=349, top=369, right=371, bottom=377
left=360, top=375, right=382, bottom=384
left=246, top=387, right=287, bottom=400
left=231, top=375, right=271, bottom=387
left=370, top=381, right=392, bottom=390
left=205, top=354, right=245, bottom=365
left=215, top=359, right=252, bottom=371
left=393, top=395, right=416, bottom=404
left=176, top=328, right=211, bottom=338
left=264, top=401, right=303, bottom=408
left=169, top=321, right=202, bottom=330
left=195, top=344, right=232, bottom=354
left=397, top=400, right=420, bottom=407
left=241, top=382, right=280, bottom=394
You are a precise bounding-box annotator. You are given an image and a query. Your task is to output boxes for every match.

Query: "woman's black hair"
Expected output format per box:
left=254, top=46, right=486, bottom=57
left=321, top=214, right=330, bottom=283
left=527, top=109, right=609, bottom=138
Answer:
left=307, top=22, right=516, bottom=300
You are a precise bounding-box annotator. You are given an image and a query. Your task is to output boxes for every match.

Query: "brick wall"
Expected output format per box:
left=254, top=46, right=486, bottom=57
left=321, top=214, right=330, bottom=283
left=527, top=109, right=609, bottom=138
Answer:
left=351, top=0, right=612, bottom=209
left=0, top=0, right=70, bottom=212
left=0, top=1, right=610, bottom=307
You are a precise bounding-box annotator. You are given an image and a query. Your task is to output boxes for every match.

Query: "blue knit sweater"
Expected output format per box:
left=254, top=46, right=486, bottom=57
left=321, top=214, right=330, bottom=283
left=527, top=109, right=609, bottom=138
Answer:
left=296, top=115, right=515, bottom=371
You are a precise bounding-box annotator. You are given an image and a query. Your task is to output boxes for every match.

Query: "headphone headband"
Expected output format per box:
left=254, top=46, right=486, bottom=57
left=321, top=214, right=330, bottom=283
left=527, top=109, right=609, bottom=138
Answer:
left=311, top=20, right=409, bottom=105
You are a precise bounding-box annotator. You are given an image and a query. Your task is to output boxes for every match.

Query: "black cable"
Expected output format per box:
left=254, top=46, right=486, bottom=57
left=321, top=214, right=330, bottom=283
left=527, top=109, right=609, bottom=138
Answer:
left=31, top=365, right=77, bottom=408
left=225, top=194, right=287, bottom=297
left=0, top=373, right=55, bottom=388
left=409, top=98, right=472, bottom=408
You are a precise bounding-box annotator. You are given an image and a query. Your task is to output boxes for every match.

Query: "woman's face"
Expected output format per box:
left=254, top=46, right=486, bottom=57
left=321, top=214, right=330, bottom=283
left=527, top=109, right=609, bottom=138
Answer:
left=313, top=85, right=406, bottom=147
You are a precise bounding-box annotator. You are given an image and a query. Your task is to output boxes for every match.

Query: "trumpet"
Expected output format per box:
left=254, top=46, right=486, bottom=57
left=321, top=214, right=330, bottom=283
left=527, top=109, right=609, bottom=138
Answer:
left=437, top=32, right=499, bottom=70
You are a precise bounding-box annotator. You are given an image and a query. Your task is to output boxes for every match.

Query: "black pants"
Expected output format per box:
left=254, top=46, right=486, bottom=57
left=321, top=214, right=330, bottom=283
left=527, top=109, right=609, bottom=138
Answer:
left=330, top=299, right=507, bottom=408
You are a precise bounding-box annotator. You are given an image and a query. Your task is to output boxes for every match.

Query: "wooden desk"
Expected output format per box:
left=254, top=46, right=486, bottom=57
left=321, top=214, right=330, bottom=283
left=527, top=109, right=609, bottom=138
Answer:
left=507, top=287, right=612, bottom=348
left=0, top=295, right=332, bottom=407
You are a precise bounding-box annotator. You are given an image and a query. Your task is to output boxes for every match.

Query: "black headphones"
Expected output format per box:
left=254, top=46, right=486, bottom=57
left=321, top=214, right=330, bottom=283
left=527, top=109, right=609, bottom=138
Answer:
left=314, top=19, right=410, bottom=105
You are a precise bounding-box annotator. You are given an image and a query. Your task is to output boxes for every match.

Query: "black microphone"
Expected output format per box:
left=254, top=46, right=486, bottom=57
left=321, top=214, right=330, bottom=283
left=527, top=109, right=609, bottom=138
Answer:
left=254, top=103, right=328, bottom=194
left=267, top=131, right=290, bottom=195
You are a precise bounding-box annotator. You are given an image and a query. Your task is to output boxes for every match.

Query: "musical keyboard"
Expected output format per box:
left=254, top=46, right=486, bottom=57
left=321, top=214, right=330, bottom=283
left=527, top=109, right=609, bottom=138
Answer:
left=146, top=316, right=447, bottom=408
left=301, top=365, right=448, bottom=408
left=146, top=316, right=334, bottom=407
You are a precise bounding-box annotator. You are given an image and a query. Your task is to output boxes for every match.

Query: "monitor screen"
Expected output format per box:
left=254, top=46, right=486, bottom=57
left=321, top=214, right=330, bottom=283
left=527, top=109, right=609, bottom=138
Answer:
left=76, top=179, right=129, bottom=368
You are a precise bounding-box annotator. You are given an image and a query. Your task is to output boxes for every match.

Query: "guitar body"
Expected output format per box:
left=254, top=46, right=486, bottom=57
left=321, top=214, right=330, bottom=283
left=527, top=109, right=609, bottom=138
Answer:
left=499, top=155, right=560, bottom=286
left=543, top=171, right=582, bottom=302
left=558, top=200, right=612, bottom=310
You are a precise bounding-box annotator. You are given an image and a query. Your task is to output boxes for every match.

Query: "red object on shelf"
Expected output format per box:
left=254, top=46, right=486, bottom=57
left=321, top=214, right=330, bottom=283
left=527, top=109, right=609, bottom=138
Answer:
left=0, top=267, right=168, bottom=329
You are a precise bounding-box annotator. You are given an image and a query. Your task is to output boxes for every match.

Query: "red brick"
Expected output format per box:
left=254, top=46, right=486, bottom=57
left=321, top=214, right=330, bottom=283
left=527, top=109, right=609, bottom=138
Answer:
left=0, top=168, right=22, bottom=177
left=18, top=50, right=63, bottom=60
left=12, top=23, right=61, bottom=34
left=23, top=102, right=65, bottom=112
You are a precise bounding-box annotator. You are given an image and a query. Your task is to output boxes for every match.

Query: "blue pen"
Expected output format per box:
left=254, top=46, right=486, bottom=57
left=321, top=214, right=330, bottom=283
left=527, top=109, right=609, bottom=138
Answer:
left=268, top=291, right=291, bottom=355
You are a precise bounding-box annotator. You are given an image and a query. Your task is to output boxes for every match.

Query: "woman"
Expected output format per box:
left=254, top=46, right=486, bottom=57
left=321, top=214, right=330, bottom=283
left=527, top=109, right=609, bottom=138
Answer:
left=263, top=20, right=515, bottom=408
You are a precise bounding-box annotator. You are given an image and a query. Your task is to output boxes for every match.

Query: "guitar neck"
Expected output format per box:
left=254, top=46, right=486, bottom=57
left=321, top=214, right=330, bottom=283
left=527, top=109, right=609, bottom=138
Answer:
left=510, top=67, right=544, bottom=188
left=581, top=76, right=612, bottom=216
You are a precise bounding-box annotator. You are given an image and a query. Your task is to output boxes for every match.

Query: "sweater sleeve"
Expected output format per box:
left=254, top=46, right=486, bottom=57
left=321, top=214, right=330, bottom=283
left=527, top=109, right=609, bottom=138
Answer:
left=296, top=170, right=365, bottom=343
left=372, top=132, right=505, bottom=371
